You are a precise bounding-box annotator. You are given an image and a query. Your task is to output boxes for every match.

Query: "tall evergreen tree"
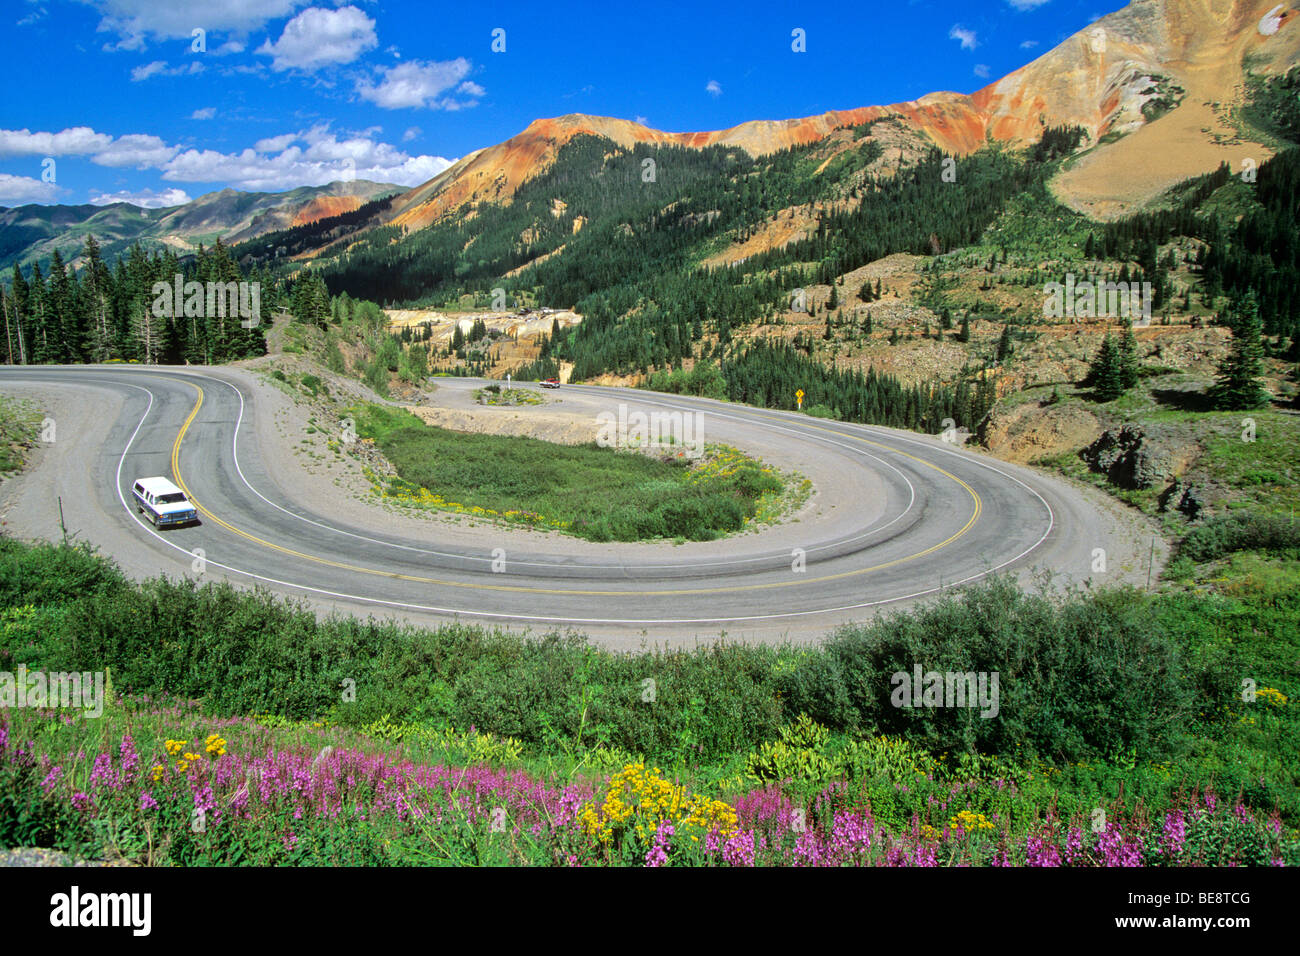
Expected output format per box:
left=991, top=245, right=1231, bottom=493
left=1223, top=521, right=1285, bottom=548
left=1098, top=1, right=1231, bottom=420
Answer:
left=6, top=263, right=29, bottom=364
left=1211, top=290, right=1271, bottom=410
left=1089, top=332, right=1126, bottom=402
left=995, top=325, right=1013, bottom=362
left=80, top=234, right=113, bottom=362
left=1117, top=319, right=1140, bottom=391
left=27, top=263, right=51, bottom=364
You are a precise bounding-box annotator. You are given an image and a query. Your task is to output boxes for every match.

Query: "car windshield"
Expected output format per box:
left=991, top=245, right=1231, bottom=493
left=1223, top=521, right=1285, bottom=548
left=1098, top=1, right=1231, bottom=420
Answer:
left=156, top=493, right=188, bottom=504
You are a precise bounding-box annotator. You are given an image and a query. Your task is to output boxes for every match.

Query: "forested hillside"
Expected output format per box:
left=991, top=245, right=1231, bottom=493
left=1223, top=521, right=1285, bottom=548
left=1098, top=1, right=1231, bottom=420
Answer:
left=3, top=70, right=1298, bottom=441
left=0, top=238, right=269, bottom=365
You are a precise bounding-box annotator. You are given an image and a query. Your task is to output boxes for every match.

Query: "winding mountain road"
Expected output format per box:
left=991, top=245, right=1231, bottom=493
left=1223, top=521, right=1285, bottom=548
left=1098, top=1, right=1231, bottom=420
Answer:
left=0, top=366, right=1161, bottom=646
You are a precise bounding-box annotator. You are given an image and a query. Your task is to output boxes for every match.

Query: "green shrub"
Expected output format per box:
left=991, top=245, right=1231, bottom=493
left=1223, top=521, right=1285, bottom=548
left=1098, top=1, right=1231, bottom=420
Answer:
left=1178, top=513, right=1300, bottom=562
left=776, top=578, right=1202, bottom=763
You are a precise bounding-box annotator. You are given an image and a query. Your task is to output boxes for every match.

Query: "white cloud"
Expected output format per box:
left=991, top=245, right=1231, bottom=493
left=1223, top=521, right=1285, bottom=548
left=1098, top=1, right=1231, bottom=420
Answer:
left=0, top=126, right=115, bottom=157
left=89, top=186, right=192, bottom=208
left=1020, top=40, right=1039, bottom=49
left=131, top=59, right=204, bottom=81
left=86, top=0, right=308, bottom=44
left=130, top=59, right=165, bottom=81
left=949, top=26, right=978, bottom=51
left=706, top=79, right=722, bottom=97
left=402, top=126, right=421, bottom=142
left=357, top=58, right=476, bottom=109
left=2, top=123, right=454, bottom=197
left=255, top=133, right=298, bottom=153
left=1006, top=0, right=1052, bottom=10
left=92, top=133, right=179, bottom=168
left=17, top=5, right=47, bottom=28
left=974, top=64, right=991, bottom=79
left=634, top=115, right=648, bottom=126
left=162, top=126, right=454, bottom=190
left=0, top=173, right=60, bottom=205
left=191, top=107, right=217, bottom=120
left=257, top=5, right=377, bottom=72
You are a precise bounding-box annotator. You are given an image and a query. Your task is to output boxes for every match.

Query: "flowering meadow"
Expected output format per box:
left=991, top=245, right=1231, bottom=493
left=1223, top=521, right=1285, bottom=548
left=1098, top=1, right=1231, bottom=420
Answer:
left=2, top=536, right=1296, bottom=866
left=2, top=701, right=1294, bottom=867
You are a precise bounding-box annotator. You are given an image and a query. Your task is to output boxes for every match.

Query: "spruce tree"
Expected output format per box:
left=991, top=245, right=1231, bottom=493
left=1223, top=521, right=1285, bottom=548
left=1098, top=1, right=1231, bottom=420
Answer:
left=80, top=235, right=113, bottom=362
left=8, top=263, right=28, bottom=364
left=1117, top=319, right=1140, bottom=391
left=996, top=325, right=1013, bottom=362
left=1211, top=290, right=1271, bottom=410
left=1089, top=332, right=1125, bottom=402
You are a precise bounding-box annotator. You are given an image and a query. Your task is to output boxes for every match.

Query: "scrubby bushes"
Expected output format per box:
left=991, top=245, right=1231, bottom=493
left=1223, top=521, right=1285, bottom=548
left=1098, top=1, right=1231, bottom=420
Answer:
left=775, top=579, right=1206, bottom=763
left=1, top=537, right=1244, bottom=772
left=1178, top=513, right=1300, bottom=562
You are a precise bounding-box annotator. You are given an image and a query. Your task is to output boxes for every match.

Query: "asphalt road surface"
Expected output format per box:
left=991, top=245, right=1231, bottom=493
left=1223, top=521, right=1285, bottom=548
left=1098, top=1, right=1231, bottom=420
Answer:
left=0, top=366, right=1160, bottom=646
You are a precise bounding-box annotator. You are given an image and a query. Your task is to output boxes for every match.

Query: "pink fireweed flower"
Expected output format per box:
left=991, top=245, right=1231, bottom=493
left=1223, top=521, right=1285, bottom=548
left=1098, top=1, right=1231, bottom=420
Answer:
left=88, top=753, right=115, bottom=790
left=41, top=766, right=63, bottom=793
left=119, top=735, right=140, bottom=784
left=645, top=821, right=674, bottom=867
left=722, top=830, right=757, bottom=867
left=1161, top=810, right=1186, bottom=859
left=1025, top=835, right=1061, bottom=867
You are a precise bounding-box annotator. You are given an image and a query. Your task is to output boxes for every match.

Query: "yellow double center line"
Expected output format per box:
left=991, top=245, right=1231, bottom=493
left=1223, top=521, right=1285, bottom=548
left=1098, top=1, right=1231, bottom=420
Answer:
left=169, top=382, right=981, bottom=596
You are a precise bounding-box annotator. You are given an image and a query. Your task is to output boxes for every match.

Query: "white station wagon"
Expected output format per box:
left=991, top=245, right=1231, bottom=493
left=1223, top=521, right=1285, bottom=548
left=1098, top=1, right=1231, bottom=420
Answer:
left=131, top=476, right=198, bottom=528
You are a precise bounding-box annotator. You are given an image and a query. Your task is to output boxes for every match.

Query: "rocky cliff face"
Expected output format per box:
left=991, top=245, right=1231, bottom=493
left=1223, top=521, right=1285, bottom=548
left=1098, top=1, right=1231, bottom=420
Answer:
left=373, top=0, right=1298, bottom=233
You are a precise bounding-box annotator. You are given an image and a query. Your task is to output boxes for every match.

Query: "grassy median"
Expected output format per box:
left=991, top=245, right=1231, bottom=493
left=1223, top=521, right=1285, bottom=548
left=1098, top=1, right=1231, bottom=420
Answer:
left=349, top=403, right=788, bottom=541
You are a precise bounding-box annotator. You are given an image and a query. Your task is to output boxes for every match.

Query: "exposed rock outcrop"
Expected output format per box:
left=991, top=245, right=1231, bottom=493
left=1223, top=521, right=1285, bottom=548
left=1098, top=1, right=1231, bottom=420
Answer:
left=1082, top=423, right=1195, bottom=489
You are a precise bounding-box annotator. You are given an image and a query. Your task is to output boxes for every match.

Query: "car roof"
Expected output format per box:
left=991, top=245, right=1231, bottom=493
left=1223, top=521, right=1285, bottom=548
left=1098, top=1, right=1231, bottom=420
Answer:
left=134, top=476, right=185, bottom=496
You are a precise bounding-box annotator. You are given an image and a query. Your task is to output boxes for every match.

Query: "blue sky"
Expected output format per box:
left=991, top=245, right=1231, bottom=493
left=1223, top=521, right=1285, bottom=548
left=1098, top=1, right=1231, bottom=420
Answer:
left=0, top=0, right=1125, bottom=207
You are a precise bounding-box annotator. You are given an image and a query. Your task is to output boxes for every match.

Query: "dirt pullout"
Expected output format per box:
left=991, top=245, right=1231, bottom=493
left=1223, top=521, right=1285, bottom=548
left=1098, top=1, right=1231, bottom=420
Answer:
left=403, top=399, right=600, bottom=445
left=400, top=382, right=598, bottom=447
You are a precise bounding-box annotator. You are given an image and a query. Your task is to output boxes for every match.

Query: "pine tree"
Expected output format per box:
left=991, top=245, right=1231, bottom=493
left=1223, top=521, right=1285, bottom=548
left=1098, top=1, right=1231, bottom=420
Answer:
left=27, top=263, right=51, bottom=363
left=1211, top=290, right=1271, bottom=410
left=7, top=263, right=28, bottom=364
left=957, top=315, right=971, bottom=343
left=47, top=250, right=79, bottom=363
left=132, top=290, right=167, bottom=364
left=996, top=325, right=1013, bottom=362
left=1089, top=333, right=1125, bottom=402
left=1117, top=319, right=1140, bottom=390
left=80, top=234, right=113, bottom=362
